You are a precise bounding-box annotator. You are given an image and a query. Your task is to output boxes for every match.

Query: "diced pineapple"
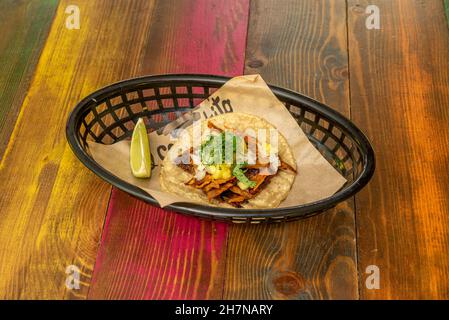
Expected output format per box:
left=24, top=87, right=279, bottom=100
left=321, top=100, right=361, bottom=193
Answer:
left=206, top=165, right=217, bottom=175
left=221, top=165, right=232, bottom=179
left=265, top=143, right=271, bottom=154
left=212, top=167, right=222, bottom=179
left=207, top=164, right=231, bottom=180
left=237, top=181, right=249, bottom=190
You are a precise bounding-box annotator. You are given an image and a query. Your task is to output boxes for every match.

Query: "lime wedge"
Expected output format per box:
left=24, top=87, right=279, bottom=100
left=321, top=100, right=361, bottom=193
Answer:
left=130, top=118, right=151, bottom=178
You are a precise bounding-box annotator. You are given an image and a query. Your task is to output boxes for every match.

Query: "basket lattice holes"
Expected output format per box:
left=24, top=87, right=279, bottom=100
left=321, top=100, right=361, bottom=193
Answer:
left=78, top=83, right=219, bottom=149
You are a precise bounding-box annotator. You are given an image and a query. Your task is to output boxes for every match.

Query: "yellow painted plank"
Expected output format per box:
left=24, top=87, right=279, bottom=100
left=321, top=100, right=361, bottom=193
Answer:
left=0, top=0, right=156, bottom=299
left=0, top=0, right=59, bottom=158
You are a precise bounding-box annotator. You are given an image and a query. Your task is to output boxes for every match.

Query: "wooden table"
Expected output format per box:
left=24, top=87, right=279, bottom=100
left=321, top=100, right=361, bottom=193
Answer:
left=1, top=0, right=449, bottom=300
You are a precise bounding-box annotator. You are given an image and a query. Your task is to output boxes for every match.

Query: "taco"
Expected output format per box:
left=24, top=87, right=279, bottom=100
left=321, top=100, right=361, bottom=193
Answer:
left=160, top=113, right=296, bottom=208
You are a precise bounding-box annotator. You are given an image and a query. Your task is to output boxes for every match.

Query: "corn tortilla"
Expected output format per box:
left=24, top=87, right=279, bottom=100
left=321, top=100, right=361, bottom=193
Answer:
left=160, top=113, right=296, bottom=208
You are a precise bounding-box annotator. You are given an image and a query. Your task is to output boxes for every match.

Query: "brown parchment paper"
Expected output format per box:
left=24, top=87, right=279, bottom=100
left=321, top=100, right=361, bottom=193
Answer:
left=88, top=74, right=346, bottom=208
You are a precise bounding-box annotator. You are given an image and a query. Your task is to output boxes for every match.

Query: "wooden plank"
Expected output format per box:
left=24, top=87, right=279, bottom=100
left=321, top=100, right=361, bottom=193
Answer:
left=0, top=0, right=59, bottom=158
left=88, top=0, right=249, bottom=299
left=223, top=0, right=358, bottom=299
left=90, top=193, right=229, bottom=299
left=348, top=0, right=449, bottom=299
left=445, top=0, right=449, bottom=26
left=0, top=0, right=159, bottom=299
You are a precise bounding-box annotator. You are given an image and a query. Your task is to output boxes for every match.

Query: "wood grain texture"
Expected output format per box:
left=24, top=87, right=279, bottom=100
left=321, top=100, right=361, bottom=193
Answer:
left=0, top=0, right=159, bottom=299
left=445, top=0, right=449, bottom=26
left=90, top=193, right=228, bottom=299
left=88, top=0, right=250, bottom=299
left=0, top=0, right=59, bottom=159
left=223, top=0, right=358, bottom=299
left=348, top=0, right=449, bottom=299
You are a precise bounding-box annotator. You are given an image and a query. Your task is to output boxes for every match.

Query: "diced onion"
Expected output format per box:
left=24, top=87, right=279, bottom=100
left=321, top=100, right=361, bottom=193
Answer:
left=195, top=163, right=206, bottom=180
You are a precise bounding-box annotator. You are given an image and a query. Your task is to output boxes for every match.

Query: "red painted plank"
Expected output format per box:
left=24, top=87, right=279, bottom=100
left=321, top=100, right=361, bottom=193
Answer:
left=88, top=0, right=249, bottom=299
left=91, top=192, right=229, bottom=299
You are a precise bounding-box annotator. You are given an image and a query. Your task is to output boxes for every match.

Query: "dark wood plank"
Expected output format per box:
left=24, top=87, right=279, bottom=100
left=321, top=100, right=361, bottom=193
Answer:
left=348, top=0, right=449, bottom=299
left=0, top=0, right=59, bottom=158
left=223, top=0, right=358, bottom=299
left=0, top=0, right=160, bottom=299
left=88, top=0, right=250, bottom=299
left=445, top=0, right=449, bottom=26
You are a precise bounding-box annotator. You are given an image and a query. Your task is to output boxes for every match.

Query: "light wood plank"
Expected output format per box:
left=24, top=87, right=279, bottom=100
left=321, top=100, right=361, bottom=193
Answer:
left=348, top=0, right=449, bottom=299
left=0, top=0, right=59, bottom=158
left=0, top=0, right=158, bottom=299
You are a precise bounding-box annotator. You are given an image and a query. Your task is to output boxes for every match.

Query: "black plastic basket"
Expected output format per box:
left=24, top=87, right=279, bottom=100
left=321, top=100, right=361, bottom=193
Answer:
left=66, top=74, right=375, bottom=223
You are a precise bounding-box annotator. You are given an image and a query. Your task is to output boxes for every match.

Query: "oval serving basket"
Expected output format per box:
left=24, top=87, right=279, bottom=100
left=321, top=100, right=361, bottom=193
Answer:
left=66, top=74, right=375, bottom=223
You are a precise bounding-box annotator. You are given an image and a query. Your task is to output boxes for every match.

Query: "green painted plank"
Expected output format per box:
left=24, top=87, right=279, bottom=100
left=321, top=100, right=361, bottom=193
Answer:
left=445, top=0, right=449, bottom=27
left=0, top=0, right=59, bottom=158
